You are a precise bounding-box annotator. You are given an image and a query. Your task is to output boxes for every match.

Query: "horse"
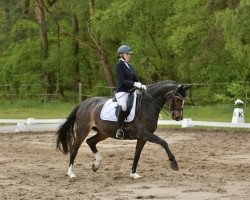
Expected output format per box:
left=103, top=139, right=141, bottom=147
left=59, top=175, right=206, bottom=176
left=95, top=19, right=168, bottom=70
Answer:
left=56, top=80, right=192, bottom=179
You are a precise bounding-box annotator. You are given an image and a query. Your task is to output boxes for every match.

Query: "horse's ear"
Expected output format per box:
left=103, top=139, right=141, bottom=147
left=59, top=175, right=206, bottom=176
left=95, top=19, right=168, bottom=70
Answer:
left=175, top=84, right=183, bottom=93
left=183, top=84, right=192, bottom=91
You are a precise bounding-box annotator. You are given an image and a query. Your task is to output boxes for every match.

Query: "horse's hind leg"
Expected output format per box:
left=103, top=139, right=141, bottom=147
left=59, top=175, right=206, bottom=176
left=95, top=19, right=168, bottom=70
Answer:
left=86, top=130, right=108, bottom=172
left=67, top=125, right=90, bottom=178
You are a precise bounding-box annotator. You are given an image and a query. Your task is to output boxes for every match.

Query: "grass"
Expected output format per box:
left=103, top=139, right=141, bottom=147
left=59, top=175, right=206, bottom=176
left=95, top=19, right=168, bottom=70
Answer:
left=0, top=100, right=76, bottom=119
left=0, top=100, right=249, bottom=123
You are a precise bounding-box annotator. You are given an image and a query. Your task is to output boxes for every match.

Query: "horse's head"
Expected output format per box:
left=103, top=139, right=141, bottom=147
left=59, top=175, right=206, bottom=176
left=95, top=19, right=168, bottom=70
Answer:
left=165, top=84, right=192, bottom=121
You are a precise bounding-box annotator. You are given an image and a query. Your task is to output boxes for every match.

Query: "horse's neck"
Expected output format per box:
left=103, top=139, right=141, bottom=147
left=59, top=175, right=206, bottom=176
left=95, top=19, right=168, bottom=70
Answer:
left=142, top=83, right=176, bottom=119
left=149, top=83, right=176, bottom=98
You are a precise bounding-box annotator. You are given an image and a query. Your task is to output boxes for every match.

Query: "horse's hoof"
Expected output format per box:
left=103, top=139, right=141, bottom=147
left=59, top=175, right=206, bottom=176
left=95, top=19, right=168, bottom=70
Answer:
left=70, top=174, right=76, bottom=178
left=170, top=163, right=179, bottom=171
left=67, top=173, right=76, bottom=178
left=92, top=163, right=98, bottom=172
left=130, top=173, right=141, bottom=179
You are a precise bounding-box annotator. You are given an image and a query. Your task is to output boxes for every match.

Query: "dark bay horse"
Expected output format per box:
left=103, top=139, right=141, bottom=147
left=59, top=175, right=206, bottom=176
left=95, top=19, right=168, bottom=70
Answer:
left=56, top=80, right=192, bottom=178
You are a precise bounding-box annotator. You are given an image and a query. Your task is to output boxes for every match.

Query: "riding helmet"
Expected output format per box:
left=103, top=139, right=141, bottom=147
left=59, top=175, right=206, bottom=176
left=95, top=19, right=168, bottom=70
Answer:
left=117, top=45, right=132, bottom=54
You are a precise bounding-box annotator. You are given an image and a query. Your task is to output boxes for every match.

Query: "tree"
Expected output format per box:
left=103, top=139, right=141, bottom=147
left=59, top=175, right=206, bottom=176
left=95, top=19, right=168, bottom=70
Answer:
left=36, top=0, right=52, bottom=100
left=88, top=0, right=114, bottom=95
left=216, top=0, right=250, bottom=81
left=0, top=0, right=248, bottom=103
left=71, top=13, right=80, bottom=91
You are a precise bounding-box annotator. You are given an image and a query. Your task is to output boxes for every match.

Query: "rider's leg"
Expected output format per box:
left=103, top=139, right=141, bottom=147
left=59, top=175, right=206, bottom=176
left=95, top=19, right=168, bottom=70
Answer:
left=115, top=92, right=129, bottom=139
left=116, top=106, right=126, bottom=139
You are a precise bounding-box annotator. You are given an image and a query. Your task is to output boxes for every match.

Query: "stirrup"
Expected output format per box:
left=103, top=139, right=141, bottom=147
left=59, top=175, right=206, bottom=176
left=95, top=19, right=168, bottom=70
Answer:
left=116, top=129, right=124, bottom=139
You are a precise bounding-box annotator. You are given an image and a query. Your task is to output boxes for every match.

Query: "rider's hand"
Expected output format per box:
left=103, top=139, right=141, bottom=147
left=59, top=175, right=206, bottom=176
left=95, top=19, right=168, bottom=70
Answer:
left=134, top=82, right=142, bottom=89
left=141, top=84, right=147, bottom=90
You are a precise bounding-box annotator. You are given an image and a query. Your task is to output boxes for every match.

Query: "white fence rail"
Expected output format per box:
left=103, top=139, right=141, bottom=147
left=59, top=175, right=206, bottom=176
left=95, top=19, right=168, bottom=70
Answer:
left=0, top=118, right=65, bottom=124
left=0, top=118, right=250, bottom=133
left=158, top=119, right=250, bottom=128
left=0, top=124, right=60, bottom=133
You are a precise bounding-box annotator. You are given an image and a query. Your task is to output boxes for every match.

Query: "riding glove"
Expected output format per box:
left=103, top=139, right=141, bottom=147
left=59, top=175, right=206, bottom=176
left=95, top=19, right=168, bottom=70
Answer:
left=133, top=82, right=142, bottom=89
left=134, top=82, right=147, bottom=90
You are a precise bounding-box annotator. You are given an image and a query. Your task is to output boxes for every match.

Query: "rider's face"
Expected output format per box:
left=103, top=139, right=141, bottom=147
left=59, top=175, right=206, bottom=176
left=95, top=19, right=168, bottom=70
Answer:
left=123, top=53, right=131, bottom=62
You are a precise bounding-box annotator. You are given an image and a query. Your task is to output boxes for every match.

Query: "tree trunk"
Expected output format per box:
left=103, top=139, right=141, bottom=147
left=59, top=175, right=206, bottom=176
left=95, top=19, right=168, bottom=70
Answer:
left=89, top=0, right=114, bottom=95
left=36, top=0, right=52, bottom=101
left=89, top=0, right=95, bottom=17
left=23, top=0, right=30, bottom=16
left=72, top=13, right=80, bottom=93
left=36, top=0, right=49, bottom=59
left=99, top=47, right=114, bottom=92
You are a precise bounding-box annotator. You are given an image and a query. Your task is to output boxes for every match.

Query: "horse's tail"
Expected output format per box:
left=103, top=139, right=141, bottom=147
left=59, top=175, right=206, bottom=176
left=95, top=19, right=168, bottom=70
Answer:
left=56, top=105, right=80, bottom=154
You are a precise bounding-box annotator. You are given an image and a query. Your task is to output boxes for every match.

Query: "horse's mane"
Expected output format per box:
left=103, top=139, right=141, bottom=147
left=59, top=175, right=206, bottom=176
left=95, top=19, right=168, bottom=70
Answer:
left=146, top=80, right=176, bottom=94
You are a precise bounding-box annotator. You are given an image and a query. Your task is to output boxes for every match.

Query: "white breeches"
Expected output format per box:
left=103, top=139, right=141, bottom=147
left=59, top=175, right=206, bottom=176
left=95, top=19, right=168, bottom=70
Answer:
left=115, top=92, right=129, bottom=111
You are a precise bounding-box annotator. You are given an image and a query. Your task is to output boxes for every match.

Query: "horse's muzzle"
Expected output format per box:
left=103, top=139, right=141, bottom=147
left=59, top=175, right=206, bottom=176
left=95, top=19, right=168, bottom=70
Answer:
left=175, top=116, right=182, bottom=121
left=172, top=112, right=183, bottom=121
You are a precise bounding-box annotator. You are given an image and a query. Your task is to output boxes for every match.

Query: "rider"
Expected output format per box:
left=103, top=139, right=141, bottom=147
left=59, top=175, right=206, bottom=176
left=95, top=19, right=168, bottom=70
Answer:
left=115, top=45, right=147, bottom=139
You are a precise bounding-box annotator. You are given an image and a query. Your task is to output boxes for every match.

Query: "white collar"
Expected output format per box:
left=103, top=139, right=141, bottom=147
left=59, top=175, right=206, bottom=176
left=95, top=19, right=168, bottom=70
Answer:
left=120, top=59, right=130, bottom=69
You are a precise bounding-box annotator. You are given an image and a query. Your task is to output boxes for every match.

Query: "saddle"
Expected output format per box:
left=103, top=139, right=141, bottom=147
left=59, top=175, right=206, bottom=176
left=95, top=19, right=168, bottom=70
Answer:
left=100, top=90, right=142, bottom=123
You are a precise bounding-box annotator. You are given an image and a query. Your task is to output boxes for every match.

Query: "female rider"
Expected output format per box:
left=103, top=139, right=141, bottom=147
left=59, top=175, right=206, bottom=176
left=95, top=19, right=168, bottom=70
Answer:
left=115, top=45, right=146, bottom=139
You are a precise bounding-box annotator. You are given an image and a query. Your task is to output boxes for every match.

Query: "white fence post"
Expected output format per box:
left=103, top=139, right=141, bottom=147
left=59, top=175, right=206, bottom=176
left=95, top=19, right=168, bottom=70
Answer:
left=181, top=118, right=193, bottom=128
left=15, top=123, right=26, bottom=132
left=26, top=118, right=36, bottom=125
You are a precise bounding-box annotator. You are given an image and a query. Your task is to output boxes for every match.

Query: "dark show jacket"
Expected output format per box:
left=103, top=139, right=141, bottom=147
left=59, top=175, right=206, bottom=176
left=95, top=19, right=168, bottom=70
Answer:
left=115, top=60, right=139, bottom=93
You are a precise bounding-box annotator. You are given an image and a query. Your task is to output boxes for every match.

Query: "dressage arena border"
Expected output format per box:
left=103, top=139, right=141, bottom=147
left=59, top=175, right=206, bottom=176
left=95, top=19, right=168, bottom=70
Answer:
left=0, top=118, right=250, bottom=133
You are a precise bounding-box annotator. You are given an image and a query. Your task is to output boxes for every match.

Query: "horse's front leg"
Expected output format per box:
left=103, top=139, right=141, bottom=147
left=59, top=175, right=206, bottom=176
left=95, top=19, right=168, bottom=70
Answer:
left=142, top=132, right=179, bottom=171
left=130, top=139, right=146, bottom=179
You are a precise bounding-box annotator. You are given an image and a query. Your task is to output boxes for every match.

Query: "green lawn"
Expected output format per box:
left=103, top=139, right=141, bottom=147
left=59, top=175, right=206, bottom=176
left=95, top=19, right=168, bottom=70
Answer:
left=0, top=100, right=249, bottom=123
left=0, top=100, right=76, bottom=119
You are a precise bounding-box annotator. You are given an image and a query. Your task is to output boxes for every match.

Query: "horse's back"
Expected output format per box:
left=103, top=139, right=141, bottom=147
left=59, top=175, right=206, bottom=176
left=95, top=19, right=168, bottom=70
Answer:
left=78, top=97, right=108, bottom=114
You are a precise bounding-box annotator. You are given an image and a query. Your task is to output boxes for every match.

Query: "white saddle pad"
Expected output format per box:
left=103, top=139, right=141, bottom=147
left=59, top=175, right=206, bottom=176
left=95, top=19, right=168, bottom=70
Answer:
left=100, top=92, right=137, bottom=122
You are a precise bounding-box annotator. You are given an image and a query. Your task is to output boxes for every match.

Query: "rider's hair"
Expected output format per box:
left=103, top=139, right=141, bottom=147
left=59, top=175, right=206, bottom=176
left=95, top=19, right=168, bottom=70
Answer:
left=117, top=53, right=123, bottom=59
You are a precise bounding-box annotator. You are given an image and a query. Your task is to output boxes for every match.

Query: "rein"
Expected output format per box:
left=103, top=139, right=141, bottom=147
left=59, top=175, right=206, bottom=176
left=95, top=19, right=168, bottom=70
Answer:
left=144, top=92, right=172, bottom=116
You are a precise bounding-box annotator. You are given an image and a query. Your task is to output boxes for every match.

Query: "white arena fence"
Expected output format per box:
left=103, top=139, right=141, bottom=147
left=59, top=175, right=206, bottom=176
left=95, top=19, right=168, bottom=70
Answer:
left=0, top=118, right=250, bottom=133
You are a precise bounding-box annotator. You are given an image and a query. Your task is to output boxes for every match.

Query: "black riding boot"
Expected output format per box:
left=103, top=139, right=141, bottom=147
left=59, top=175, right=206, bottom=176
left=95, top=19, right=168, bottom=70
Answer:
left=116, top=107, right=126, bottom=139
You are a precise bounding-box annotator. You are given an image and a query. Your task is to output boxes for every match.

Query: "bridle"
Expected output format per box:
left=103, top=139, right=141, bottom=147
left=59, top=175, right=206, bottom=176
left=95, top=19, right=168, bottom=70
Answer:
left=144, top=86, right=185, bottom=117
left=165, top=91, right=185, bottom=119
